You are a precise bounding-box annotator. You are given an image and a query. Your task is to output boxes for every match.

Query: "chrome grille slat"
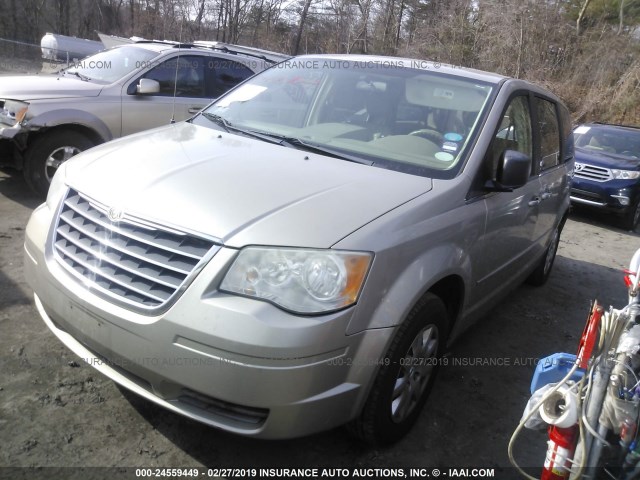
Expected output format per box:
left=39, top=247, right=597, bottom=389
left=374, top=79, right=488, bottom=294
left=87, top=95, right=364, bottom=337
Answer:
left=58, top=210, right=194, bottom=275
left=53, top=189, right=217, bottom=309
left=54, top=240, right=169, bottom=303
left=63, top=194, right=207, bottom=260
left=55, top=226, right=182, bottom=289
left=574, top=162, right=611, bottom=182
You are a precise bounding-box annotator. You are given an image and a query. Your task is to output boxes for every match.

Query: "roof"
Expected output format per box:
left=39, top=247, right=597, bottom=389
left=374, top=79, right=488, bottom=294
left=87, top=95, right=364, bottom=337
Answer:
left=292, top=54, right=508, bottom=84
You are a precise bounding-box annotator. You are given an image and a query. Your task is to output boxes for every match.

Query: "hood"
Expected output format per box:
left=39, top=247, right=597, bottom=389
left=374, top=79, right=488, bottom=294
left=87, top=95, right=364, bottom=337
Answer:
left=0, top=74, right=102, bottom=100
left=64, top=122, right=432, bottom=248
left=575, top=147, right=640, bottom=170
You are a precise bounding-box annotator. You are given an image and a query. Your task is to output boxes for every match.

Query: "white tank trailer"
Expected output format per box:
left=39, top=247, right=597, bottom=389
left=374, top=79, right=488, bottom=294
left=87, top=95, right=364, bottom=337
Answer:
left=40, top=33, right=103, bottom=62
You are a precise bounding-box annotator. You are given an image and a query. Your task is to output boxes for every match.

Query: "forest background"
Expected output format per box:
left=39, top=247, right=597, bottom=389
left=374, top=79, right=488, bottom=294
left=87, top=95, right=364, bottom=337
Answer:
left=1, top=0, right=639, bottom=124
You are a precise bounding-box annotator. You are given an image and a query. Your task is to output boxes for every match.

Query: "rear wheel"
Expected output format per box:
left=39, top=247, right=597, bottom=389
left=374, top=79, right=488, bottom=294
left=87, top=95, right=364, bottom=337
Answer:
left=24, top=130, right=94, bottom=196
left=348, top=293, right=448, bottom=445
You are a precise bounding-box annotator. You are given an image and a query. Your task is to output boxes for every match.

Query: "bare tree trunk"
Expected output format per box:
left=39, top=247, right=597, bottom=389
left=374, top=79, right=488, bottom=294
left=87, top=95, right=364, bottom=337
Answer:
left=618, top=0, right=626, bottom=35
left=293, top=0, right=312, bottom=55
left=194, top=0, right=206, bottom=37
left=516, top=12, right=523, bottom=78
left=382, top=0, right=395, bottom=54
left=130, top=0, right=136, bottom=35
left=394, top=0, right=405, bottom=53
left=251, top=0, right=265, bottom=45
left=576, top=0, right=592, bottom=35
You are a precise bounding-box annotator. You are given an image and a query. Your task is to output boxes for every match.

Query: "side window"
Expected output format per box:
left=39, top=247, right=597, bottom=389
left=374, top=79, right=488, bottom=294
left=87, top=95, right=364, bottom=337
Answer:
left=488, top=95, right=532, bottom=178
left=207, top=58, right=254, bottom=98
left=537, top=98, right=561, bottom=170
left=140, top=55, right=206, bottom=98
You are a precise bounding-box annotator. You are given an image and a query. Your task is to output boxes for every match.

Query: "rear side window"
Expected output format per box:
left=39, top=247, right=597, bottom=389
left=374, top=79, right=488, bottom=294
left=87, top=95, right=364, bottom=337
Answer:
left=207, top=58, right=254, bottom=98
left=537, top=98, right=561, bottom=171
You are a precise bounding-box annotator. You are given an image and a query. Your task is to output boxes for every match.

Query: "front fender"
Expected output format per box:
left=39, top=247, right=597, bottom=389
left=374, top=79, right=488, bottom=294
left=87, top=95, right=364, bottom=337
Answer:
left=24, top=109, right=113, bottom=142
left=346, top=242, right=472, bottom=336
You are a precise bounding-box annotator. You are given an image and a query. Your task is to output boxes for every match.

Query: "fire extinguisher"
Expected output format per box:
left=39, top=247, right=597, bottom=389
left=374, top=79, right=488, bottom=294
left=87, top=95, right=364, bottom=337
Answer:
left=541, top=425, right=578, bottom=479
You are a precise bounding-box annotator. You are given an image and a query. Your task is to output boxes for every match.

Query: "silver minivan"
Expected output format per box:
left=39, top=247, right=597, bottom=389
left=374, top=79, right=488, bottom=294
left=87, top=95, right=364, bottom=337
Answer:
left=24, top=55, right=573, bottom=444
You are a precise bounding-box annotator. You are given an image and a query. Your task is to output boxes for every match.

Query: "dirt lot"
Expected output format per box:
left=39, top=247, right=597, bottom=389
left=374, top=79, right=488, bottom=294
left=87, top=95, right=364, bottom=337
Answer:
left=0, top=167, right=639, bottom=479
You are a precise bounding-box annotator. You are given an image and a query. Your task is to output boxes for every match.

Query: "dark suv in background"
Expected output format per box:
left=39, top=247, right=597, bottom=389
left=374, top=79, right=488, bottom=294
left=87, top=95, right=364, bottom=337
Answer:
left=571, top=123, right=640, bottom=230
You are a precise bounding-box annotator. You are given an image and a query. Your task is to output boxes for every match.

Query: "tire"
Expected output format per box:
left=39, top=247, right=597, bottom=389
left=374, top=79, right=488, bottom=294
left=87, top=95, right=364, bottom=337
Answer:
left=527, top=221, right=562, bottom=286
left=348, top=293, right=448, bottom=445
left=24, top=130, right=94, bottom=196
left=621, top=199, right=640, bottom=231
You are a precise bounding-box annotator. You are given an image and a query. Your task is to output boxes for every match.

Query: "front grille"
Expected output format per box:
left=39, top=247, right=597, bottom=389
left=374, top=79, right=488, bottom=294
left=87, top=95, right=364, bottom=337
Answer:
left=575, top=162, right=612, bottom=182
left=53, top=189, right=216, bottom=309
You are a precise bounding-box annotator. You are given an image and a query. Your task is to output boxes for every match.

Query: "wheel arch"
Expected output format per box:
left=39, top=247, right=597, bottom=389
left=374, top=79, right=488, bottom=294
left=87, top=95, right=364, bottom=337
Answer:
left=26, top=122, right=107, bottom=148
left=25, top=108, right=113, bottom=147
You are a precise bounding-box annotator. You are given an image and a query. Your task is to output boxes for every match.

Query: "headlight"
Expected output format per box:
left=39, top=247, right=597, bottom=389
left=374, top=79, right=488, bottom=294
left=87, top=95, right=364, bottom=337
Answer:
left=0, top=99, right=29, bottom=126
left=220, top=247, right=372, bottom=314
left=611, top=169, right=640, bottom=180
left=46, top=160, right=68, bottom=210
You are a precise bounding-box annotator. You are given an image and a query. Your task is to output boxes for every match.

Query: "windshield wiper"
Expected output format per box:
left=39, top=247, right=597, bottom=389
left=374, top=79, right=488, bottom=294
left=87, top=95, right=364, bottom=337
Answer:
left=64, top=70, right=91, bottom=82
left=255, top=133, right=374, bottom=166
left=200, top=115, right=372, bottom=166
left=201, top=112, right=233, bottom=132
left=201, top=114, right=296, bottom=146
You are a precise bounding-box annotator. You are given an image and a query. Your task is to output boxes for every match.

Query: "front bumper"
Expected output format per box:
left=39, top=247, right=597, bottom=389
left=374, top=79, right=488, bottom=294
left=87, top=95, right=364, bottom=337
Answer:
left=24, top=203, right=393, bottom=439
left=570, top=178, right=640, bottom=214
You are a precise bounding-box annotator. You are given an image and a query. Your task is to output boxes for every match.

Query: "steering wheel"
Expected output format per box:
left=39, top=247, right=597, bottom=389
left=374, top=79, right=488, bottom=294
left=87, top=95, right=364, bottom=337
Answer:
left=408, top=129, right=443, bottom=145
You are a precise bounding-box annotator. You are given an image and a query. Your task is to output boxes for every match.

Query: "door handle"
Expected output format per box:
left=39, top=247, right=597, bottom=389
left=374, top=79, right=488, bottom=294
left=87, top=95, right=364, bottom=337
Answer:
left=188, top=107, right=202, bottom=114
left=529, top=197, right=541, bottom=207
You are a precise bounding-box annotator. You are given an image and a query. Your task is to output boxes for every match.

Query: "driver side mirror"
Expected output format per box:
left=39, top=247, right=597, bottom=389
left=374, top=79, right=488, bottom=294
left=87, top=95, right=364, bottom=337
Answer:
left=485, top=150, right=531, bottom=192
left=136, top=79, right=160, bottom=95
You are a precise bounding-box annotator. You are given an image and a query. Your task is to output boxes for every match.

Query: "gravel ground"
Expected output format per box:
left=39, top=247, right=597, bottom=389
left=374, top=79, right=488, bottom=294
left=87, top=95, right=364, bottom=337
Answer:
left=0, top=167, right=639, bottom=480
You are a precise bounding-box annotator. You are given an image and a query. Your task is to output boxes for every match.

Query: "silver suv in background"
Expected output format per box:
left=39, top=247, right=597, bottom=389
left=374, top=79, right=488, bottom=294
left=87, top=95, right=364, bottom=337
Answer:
left=25, top=56, right=573, bottom=444
left=0, top=41, right=287, bottom=195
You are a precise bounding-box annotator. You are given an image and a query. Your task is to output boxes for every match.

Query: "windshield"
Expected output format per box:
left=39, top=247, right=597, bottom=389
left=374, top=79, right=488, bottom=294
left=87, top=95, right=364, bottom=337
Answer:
left=64, top=46, right=160, bottom=83
left=197, top=59, right=494, bottom=177
left=574, top=125, right=640, bottom=159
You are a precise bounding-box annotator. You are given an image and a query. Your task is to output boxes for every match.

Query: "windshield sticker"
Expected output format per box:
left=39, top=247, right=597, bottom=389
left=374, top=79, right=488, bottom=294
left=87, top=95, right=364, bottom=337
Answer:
left=574, top=126, right=591, bottom=134
left=444, top=132, right=463, bottom=142
left=435, top=152, right=455, bottom=162
left=442, top=141, right=459, bottom=152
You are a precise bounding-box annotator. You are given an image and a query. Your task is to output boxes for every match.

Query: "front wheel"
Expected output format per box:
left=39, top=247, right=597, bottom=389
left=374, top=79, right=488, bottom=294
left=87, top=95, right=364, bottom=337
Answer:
left=621, top=199, right=640, bottom=231
left=24, top=130, right=95, bottom=196
left=348, top=293, right=448, bottom=445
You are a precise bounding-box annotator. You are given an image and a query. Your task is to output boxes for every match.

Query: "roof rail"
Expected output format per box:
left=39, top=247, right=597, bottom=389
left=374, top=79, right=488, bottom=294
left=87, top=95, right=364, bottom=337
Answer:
left=132, top=38, right=289, bottom=64
left=194, top=41, right=289, bottom=64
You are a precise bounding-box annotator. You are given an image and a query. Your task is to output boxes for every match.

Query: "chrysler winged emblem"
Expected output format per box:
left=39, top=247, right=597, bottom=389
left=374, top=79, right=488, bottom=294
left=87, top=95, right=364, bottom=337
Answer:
left=107, top=207, right=124, bottom=222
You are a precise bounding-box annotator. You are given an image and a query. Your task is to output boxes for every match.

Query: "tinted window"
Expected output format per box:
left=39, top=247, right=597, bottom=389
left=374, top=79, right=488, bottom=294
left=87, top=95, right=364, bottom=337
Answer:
left=207, top=58, right=254, bottom=97
left=537, top=98, right=560, bottom=170
left=141, top=55, right=206, bottom=97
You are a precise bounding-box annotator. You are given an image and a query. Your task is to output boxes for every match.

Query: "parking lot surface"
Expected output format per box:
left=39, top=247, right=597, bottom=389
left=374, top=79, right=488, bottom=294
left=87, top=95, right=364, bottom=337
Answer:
left=1, top=167, right=638, bottom=477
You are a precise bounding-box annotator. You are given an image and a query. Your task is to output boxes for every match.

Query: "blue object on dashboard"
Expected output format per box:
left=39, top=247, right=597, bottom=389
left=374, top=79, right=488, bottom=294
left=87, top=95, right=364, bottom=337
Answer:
left=530, top=353, right=585, bottom=394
